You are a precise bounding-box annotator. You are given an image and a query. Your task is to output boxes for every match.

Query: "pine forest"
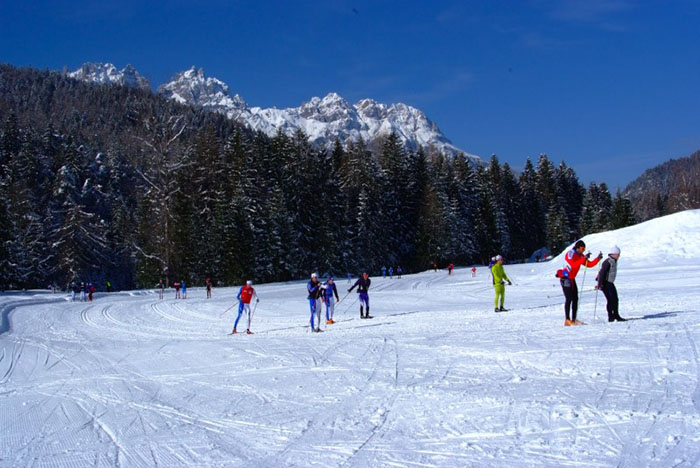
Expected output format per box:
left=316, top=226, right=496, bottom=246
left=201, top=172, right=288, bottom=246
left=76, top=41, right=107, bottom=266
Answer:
left=0, top=65, right=637, bottom=291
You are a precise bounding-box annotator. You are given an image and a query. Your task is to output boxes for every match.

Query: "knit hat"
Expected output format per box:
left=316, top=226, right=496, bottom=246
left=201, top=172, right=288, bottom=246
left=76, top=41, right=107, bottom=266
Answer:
left=246, top=280, right=253, bottom=285
left=495, top=255, right=503, bottom=261
left=574, top=240, right=586, bottom=250
left=311, top=272, right=318, bottom=278
left=610, top=245, right=621, bottom=255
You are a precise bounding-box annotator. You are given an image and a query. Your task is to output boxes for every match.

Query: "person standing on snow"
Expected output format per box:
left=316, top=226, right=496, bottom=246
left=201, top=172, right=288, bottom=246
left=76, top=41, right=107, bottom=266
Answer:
left=70, top=281, right=78, bottom=301
left=348, top=271, right=372, bottom=319
left=389, top=266, right=394, bottom=279
left=173, top=281, right=181, bottom=299
left=381, top=266, right=387, bottom=278
left=397, top=266, right=402, bottom=278
left=596, top=245, right=627, bottom=322
left=448, top=263, right=454, bottom=276
left=181, top=280, right=187, bottom=299
left=307, top=273, right=323, bottom=332
left=233, top=280, right=258, bottom=334
left=206, top=278, right=212, bottom=299
left=157, top=279, right=165, bottom=300
left=491, top=255, right=512, bottom=312
left=471, top=266, right=477, bottom=277
left=322, top=277, right=340, bottom=324
left=556, top=240, right=603, bottom=326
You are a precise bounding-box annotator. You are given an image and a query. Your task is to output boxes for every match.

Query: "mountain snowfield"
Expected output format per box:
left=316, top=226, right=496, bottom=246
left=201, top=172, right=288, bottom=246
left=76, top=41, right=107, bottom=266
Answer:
left=67, top=62, right=151, bottom=91
left=2, top=210, right=700, bottom=467
left=67, top=63, right=477, bottom=160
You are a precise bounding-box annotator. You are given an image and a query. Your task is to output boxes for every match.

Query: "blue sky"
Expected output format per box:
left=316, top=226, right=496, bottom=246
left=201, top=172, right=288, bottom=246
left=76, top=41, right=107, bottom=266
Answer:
left=2, top=0, right=699, bottom=188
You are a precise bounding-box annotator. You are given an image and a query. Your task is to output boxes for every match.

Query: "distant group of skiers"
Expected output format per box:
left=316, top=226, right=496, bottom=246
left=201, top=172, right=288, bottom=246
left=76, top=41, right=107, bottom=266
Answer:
left=380, top=265, right=402, bottom=279
left=154, top=278, right=213, bottom=300
left=69, top=281, right=96, bottom=302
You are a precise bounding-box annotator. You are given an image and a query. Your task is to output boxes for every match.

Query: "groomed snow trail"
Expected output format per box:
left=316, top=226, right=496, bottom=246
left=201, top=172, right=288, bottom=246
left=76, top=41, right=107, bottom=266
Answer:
left=2, top=211, right=700, bottom=467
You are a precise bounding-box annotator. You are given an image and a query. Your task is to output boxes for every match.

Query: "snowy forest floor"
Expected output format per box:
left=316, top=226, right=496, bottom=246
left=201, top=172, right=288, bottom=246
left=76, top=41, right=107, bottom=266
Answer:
left=2, top=255, right=699, bottom=467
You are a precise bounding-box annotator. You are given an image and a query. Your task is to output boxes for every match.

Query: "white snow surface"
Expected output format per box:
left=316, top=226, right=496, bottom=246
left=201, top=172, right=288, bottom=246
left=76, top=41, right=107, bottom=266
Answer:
left=157, top=67, right=479, bottom=161
left=2, top=210, right=700, bottom=467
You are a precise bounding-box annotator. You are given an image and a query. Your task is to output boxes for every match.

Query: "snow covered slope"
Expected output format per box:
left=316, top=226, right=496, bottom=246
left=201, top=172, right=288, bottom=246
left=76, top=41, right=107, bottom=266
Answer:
left=1, top=211, right=700, bottom=466
left=67, top=62, right=151, bottom=91
left=552, top=209, right=700, bottom=268
left=158, top=66, right=478, bottom=160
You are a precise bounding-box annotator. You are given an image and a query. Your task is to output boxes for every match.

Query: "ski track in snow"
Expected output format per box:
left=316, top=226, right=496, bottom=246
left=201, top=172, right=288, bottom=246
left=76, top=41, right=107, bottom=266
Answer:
left=3, top=218, right=700, bottom=466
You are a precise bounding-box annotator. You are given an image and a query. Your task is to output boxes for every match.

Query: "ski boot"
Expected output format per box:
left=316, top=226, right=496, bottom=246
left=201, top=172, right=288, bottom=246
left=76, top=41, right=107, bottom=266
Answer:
left=246, top=329, right=253, bottom=334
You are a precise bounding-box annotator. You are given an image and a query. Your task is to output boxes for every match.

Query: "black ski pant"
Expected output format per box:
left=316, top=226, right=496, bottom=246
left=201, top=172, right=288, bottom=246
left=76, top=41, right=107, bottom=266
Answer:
left=601, top=282, right=619, bottom=321
left=561, top=278, right=578, bottom=321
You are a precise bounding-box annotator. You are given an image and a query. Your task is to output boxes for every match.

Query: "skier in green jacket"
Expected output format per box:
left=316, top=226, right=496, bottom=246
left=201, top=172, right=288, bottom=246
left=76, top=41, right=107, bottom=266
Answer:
left=491, top=255, right=512, bottom=312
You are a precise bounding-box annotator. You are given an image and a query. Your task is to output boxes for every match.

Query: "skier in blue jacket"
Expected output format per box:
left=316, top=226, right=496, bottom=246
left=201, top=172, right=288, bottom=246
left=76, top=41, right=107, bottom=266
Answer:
left=307, top=273, right=323, bottom=332
left=322, top=277, right=340, bottom=325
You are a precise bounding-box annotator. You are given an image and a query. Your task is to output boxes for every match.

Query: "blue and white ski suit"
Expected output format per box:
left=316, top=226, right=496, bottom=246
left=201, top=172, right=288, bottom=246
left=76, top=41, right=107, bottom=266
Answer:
left=307, top=279, right=322, bottom=329
left=322, top=281, right=340, bottom=321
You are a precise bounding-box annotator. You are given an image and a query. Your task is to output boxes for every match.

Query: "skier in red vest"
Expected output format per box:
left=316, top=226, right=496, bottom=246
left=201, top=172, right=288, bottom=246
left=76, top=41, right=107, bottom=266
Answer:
left=232, top=280, right=258, bottom=334
left=556, top=240, right=602, bottom=326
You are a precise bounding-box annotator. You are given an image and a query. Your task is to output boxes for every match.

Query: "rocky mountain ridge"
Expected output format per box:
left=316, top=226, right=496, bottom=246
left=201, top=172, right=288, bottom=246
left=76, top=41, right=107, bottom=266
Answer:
left=67, top=63, right=477, bottom=160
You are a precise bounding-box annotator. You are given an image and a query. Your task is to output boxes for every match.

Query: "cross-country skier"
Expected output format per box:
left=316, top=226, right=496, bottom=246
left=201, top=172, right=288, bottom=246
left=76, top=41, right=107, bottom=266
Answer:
left=448, top=263, right=454, bottom=276
left=157, top=279, right=164, bottom=300
left=70, top=281, right=78, bottom=301
left=389, top=266, right=394, bottom=279
left=596, top=245, right=627, bottom=322
left=322, top=277, right=340, bottom=324
left=556, top=240, right=602, bottom=326
left=233, top=280, right=258, bottom=334
left=381, top=266, right=387, bottom=278
left=348, top=271, right=372, bottom=319
left=181, top=280, right=187, bottom=299
left=308, top=273, right=323, bottom=332
left=397, top=266, right=402, bottom=278
left=491, top=255, right=512, bottom=312
left=206, top=279, right=212, bottom=299
left=173, top=281, right=181, bottom=299
left=471, top=266, right=477, bottom=277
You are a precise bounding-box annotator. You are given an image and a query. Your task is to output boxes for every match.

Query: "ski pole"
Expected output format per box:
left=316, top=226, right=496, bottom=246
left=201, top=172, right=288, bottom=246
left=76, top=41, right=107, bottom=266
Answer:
left=579, top=253, right=589, bottom=310
left=338, top=290, right=351, bottom=304
left=250, top=300, right=259, bottom=330
left=338, top=295, right=359, bottom=316
left=593, top=260, right=602, bottom=322
left=220, top=302, right=238, bottom=317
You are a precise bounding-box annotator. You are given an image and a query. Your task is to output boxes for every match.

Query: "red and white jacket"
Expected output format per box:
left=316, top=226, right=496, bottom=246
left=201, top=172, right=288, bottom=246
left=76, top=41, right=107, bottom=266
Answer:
left=556, top=249, right=600, bottom=280
left=237, top=285, right=256, bottom=304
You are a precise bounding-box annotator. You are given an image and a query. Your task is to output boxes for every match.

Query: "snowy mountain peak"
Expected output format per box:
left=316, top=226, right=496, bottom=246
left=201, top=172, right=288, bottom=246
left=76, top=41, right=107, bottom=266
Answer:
left=158, top=68, right=478, bottom=161
left=157, top=67, right=247, bottom=111
left=67, top=62, right=150, bottom=91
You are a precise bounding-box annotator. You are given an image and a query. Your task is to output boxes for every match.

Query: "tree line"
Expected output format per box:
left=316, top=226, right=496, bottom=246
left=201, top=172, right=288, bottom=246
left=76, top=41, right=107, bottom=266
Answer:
left=0, top=64, right=636, bottom=290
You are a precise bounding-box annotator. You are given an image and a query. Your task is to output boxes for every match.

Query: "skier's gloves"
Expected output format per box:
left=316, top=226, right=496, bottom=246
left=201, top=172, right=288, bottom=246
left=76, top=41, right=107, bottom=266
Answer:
left=585, top=252, right=591, bottom=259
left=508, top=281, right=512, bottom=285
left=597, top=252, right=603, bottom=260
left=256, top=298, right=260, bottom=303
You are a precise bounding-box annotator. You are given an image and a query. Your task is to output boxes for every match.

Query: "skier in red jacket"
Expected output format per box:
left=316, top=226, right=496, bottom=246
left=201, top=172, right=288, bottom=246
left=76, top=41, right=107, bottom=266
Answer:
left=556, top=240, right=602, bottom=326
left=233, top=280, right=258, bottom=334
